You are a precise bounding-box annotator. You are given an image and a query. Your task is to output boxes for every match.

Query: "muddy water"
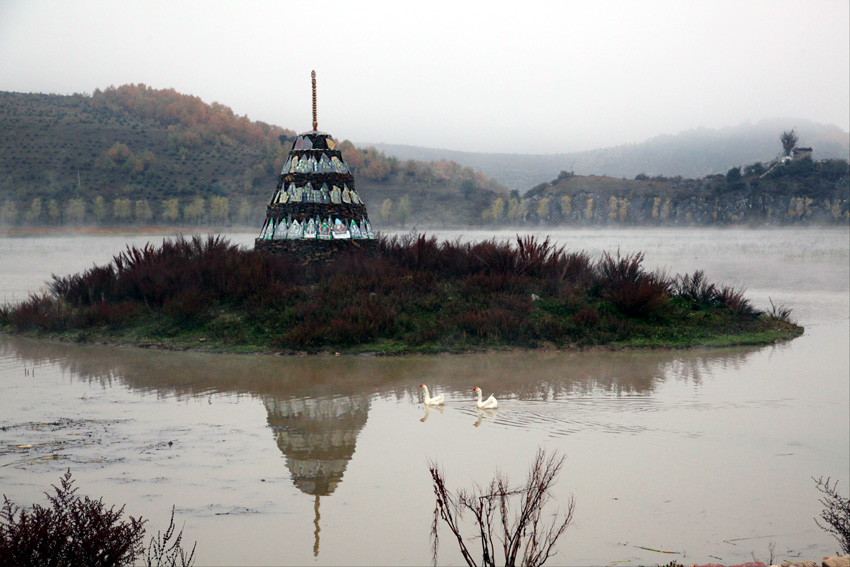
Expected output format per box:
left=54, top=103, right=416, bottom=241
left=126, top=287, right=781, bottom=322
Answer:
left=0, top=228, right=847, bottom=566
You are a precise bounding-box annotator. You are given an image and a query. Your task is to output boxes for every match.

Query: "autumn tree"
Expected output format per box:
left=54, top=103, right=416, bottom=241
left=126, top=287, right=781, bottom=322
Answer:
left=507, top=197, right=529, bottom=223
left=380, top=199, right=392, bottom=222
left=65, top=198, right=86, bottom=224
left=396, top=195, right=412, bottom=226
left=91, top=196, right=107, bottom=223
left=236, top=198, right=252, bottom=225
left=209, top=196, right=230, bottom=225
left=482, top=197, right=505, bottom=223
left=47, top=199, right=60, bottom=224
left=134, top=199, right=153, bottom=225
left=24, top=198, right=42, bottom=224
left=113, top=198, right=132, bottom=223
left=183, top=197, right=206, bottom=225
left=161, top=198, right=180, bottom=224
left=106, top=142, right=131, bottom=163
left=560, top=195, right=572, bottom=219
left=128, top=150, right=156, bottom=176
left=537, top=197, right=551, bottom=221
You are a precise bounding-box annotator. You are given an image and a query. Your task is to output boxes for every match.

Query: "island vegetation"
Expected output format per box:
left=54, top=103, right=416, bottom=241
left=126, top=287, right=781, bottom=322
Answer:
left=0, top=233, right=802, bottom=354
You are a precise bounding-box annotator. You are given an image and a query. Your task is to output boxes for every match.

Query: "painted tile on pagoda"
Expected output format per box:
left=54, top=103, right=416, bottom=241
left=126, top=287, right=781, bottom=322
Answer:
left=331, top=185, right=342, bottom=204
left=295, top=156, right=308, bottom=173
left=273, top=220, right=287, bottom=239
left=342, top=188, right=351, bottom=203
left=281, top=156, right=292, bottom=174
left=349, top=220, right=363, bottom=239
left=318, top=154, right=332, bottom=173
left=331, top=156, right=348, bottom=174
left=304, top=218, right=317, bottom=239
left=290, top=156, right=300, bottom=172
left=318, top=219, right=332, bottom=240
left=332, top=218, right=351, bottom=239
left=287, top=220, right=303, bottom=239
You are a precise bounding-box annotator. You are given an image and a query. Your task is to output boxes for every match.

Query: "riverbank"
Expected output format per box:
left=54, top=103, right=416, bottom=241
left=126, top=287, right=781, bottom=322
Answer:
left=689, top=555, right=850, bottom=567
left=0, top=233, right=804, bottom=355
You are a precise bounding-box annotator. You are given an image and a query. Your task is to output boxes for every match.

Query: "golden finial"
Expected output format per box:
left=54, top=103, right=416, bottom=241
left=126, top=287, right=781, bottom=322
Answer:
left=311, top=70, right=318, bottom=132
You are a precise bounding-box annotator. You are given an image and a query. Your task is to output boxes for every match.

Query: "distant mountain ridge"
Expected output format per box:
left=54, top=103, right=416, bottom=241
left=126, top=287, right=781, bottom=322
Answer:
left=363, top=118, right=850, bottom=190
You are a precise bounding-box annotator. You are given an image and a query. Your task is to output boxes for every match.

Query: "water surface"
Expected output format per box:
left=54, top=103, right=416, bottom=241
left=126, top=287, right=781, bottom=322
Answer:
left=1, top=228, right=847, bottom=565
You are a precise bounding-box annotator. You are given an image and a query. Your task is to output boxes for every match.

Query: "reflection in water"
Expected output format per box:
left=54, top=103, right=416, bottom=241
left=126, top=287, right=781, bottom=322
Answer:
left=0, top=334, right=777, bottom=557
left=263, top=394, right=370, bottom=556
left=473, top=408, right=498, bottom=428
left=420, top=404, right=443, bottom=422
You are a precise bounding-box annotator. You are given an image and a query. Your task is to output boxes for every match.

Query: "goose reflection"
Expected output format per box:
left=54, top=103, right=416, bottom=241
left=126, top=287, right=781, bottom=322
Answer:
left=420, top=404, right=444, bottom=422
left=474, top=407, right=498, bottom=428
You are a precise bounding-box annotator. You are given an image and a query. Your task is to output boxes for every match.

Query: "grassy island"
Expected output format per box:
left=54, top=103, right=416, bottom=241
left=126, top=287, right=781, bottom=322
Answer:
left=0, top=234, right=803, bottom=354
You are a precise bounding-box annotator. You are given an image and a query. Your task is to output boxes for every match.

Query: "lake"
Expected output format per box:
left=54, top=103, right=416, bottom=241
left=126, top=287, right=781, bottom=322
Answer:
left=1, top=227, right=848, bottom=566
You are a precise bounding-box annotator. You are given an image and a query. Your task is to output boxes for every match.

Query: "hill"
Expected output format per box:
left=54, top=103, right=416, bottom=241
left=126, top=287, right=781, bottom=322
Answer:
left=365, top=118, right=850, bottom=189
left=0, top=86, right=506, bottom=229
left=478, top=158, right=849, bottom=226
left=1, top=87, right=847, bottom=230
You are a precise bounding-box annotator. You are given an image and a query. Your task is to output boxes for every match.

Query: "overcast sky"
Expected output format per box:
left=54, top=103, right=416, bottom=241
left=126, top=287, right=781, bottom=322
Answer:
left=1, top=0, right=848, bottom=154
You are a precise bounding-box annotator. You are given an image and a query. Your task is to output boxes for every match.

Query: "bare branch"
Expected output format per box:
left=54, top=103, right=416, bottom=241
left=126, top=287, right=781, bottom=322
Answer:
left=429, top=449, right=574, bottom=567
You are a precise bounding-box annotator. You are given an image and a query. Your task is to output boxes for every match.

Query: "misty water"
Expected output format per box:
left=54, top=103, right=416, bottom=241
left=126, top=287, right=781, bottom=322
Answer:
left=0, top=227, right=847, bottom=566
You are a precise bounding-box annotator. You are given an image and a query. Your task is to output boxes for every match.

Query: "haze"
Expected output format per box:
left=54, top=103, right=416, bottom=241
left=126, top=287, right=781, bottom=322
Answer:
left=1, top=0, right=847, bottom=154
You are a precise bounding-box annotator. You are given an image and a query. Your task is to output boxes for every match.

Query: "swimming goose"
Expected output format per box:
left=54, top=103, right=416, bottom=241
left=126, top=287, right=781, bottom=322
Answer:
left=473, top=386, right=498, bottom=409
left=420, top=384, right=444, bottom=406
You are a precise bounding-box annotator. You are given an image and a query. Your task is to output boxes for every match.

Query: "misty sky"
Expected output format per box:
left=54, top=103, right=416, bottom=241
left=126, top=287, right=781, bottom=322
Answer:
left=1, top=0, right=848, bottom=154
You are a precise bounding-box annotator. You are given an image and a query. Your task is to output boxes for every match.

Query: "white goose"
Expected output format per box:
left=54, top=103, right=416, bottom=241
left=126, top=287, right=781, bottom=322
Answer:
left=473, top=386, right=498, bottom=409
left=420, top=384, right=444, bottom=406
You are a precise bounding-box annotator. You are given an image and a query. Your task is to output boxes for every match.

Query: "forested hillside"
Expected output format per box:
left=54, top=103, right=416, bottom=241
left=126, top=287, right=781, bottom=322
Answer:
left=0, top=86, right=506, bottom=229
left=479, top=157, right=849, bottom=226
left=1, top=87, right=847, bottom=230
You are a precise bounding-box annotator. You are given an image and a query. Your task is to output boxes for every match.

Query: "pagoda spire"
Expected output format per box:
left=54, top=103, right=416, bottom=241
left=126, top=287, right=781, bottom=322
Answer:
left=311, top=70, right=318, bottom=132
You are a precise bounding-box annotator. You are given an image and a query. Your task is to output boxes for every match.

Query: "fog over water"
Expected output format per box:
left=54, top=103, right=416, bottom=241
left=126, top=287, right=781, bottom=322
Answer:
left=0, top=228, right=847, bottom=565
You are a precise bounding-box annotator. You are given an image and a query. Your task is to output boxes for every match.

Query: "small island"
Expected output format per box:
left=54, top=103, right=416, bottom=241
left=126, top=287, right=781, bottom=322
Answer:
left=0, top=73, right=803, bottom=354
left=0, top=232, right=803, bottom=355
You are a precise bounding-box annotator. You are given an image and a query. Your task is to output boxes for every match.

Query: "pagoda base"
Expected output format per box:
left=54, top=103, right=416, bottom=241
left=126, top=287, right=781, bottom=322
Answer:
left=254, top=238, right=379, bottom=264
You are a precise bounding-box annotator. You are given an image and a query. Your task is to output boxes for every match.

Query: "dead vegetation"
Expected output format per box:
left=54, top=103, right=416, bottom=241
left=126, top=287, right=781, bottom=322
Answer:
left=429, top=448, right=574, bottom=567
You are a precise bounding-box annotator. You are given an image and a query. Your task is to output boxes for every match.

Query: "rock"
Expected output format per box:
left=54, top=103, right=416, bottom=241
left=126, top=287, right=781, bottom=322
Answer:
left=822, top=555, right=850, bottom=567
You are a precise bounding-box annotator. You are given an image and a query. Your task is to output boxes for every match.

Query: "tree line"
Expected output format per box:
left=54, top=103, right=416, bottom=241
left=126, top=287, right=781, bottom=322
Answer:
left=0, top=195, right=255, bottom=227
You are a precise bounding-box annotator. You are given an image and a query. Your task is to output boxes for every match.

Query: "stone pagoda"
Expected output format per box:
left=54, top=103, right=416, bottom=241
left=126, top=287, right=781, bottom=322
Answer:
left=254, top=71, right=377, bottom=261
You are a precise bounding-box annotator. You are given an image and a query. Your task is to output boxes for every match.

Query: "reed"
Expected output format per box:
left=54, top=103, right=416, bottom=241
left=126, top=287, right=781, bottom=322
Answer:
left=594, top=251, right=670, bottom=318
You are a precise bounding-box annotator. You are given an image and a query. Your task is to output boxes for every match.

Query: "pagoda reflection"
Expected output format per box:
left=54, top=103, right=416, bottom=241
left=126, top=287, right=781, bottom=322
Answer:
left=263, top=394, right=370, bottom=497
left=263, top=393, right=370, bottom=556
